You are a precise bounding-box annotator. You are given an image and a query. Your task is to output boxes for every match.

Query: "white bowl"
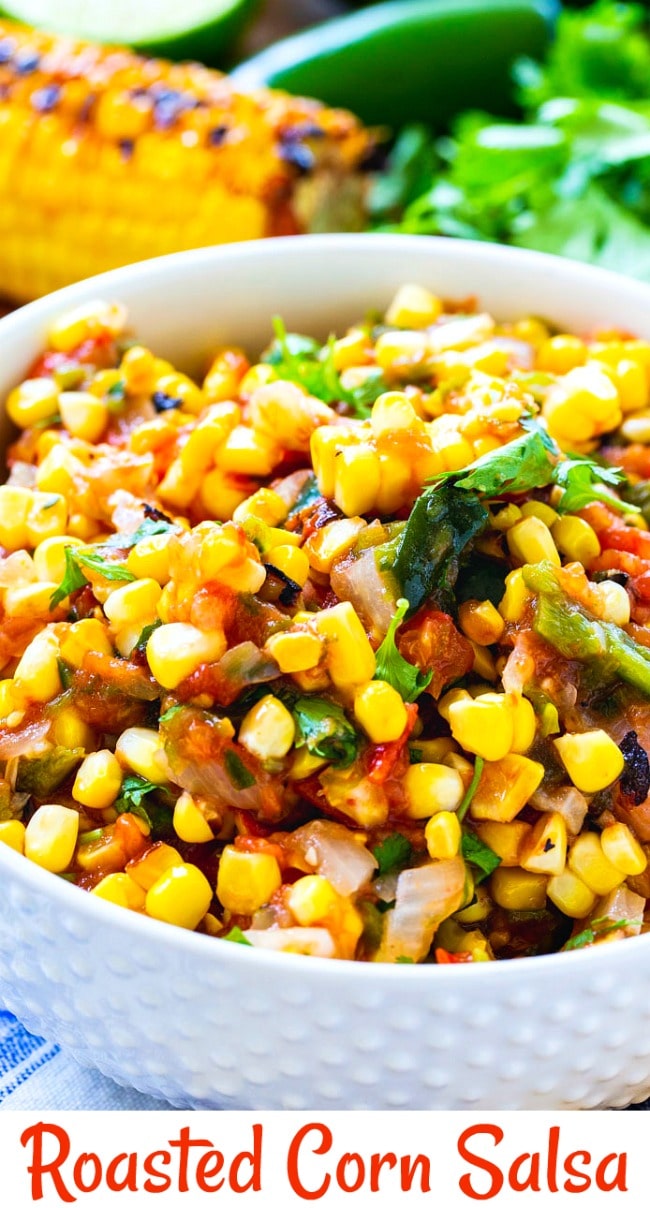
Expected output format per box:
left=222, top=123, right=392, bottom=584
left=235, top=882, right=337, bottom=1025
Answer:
left=2, top=235, right=650, bottom=1111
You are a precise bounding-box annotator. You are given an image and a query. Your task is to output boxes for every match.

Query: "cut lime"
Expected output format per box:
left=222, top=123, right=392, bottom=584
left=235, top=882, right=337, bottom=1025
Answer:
left=0, top=0, right=259, bottom=62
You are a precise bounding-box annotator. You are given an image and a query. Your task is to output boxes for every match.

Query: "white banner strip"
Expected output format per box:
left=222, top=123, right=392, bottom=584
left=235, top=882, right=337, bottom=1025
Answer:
left=0, top=1111, right=640, bottom=1206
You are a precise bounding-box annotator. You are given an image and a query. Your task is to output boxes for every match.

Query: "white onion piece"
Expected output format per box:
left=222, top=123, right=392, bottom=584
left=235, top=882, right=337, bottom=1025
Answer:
left=531, top=787, right=588, bottom=835
left=378, top=858, right=466, bottom=964
left=7, top=461, right=36, bottom=488
left=330, top=546, right=395, bottom=642
left=0, top=720, right=50, bottom=760
left=0, top=551, right=38, bottom=586
left=289, top=820, right=377, bottom=896
left=243, top=927, right=336, bottom=958
left=595, top=886, right=645, bottom=936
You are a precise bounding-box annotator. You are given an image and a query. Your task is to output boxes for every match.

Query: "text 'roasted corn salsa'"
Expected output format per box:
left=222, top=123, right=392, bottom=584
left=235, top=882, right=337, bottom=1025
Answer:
left=2, top=289, right=650, bottom=963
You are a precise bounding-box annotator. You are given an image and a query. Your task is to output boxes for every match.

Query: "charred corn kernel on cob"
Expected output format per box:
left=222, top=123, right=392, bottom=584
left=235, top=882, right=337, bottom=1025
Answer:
left=2, top=287, right=650, bottom=966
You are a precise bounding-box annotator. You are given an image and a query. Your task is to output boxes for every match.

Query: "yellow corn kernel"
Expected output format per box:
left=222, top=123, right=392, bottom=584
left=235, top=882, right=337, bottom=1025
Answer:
left=454, top=883, right=491, bottom=924
left=126, top=534, right=173, bottom=585
left=0, top=679, right=18, bottom=722
left=59, top=619, right=113, bottom=669
left=233, top=488, right=288, bottom=528
left=593, top=579, right=630, bottom=627
left=354, top=680, right=408, bottom=743
left=3, top=580, right=59, bottom=618
left=458, top=599, right=505, bottom=646
left=146, top=622, right=226, bottom=690
left=304, top=517, right=366, bottom=574
left=288, top=874, right=339, bottom=924
left=490, top=503, right=522, bottom=531
left=199, top=525, right=267, bottom=594
left=475, top=820, right=531, bottom=867
left=552, top=516, right=601, bottom=566
left=513, top=317, right=549, bottom=346
left=14, top=630, right=61, bottom=703
left=519, top=500, right=558, bottom=527
left=375, top=329, right=429, bottom=372
left=310, top=425, right=359, bottom=497
left=471, top=642, right=498, bottom=681
left=51, top=707, right=94, bottom=752
left=127, top=843, right=183, bottom=891
left=239, top=694, right=296, bottom=761
left=216, top=425, right=279, bottom=477
left=24, top=805, right=79, bottom=873
left=314, top=602, right=376, bottom=688
left=554, top=729, right=624, bottom=793
left=173, top=792, right=214, bottom=844
left=547, top=870, right=596, bottom=919
left=464, top=344, right=508, bottom=375
left=409, top=737, right=457, bottom=763
left=537, top=334, right=586, bottom=374
left=507, top=516, right=561, bottom=568
left=600, top=823, right=648, bottom=876
left=265, top=630, right=323, bottom=673
left=385, top=283, right=443, bottom=328
left=265, top=544, right=310, bottom=587
left=0, top=485, right=31, bottom=551
left=491, top=867, right=547, bottom=911
left=0, top=819, right=26, bottom=854
left=498, top=568, right=532, bottom=623
left=58, top=391, right=108, bottom=442
left=33, top=535, right=83, bottom=584
left=616, top=358, right=648, bottom=413
left=331, top=329, right=370, bottom=372
left=157, top=461, right=196, bottom=510
left=543, top=365, right=621, bottom=444
left=103, top=578, right=161, bottom=630
left=145, top=863, right=213, bottom=930
left=288, top=748, right=329, bottom=780
left=435, top=918, right=492, bottom=960
left=568, top=832, right=625, bottom=896
left=48, top=301, right=126, bottom=353
left=155, top=371, right=205, bottom=416
left=333, top=444, right=381, bottom=517
left=443, top=751, right=476, bottom=786
left=91, top=872, right=146, bottom=910
left=73, top=750, right=123, bottom=811
left=120, top=345, right=156, bottom=394
left=448, top=692, right=515, bottom=761
left=376, top=449, right=413, bottom=513
left=115, top=727, right=168, bottom=785
left=469, top=754, right=545, bottom=823
left=199, top=467, right=249, bottom=520
left=437, top=687, right=471, bottom=723
left=180, top=402, right=240, bottom=476
left=26, top=493, right=67, bottom=546
left=403, top=762, right=465, bottom=819
left=520, top=811, right=567, bottom=876
left=217, top=847, right=282, bottom=914
left=509, top=694, right=537, bottom=755
left=425, top=810, right=462, bottom=859
left=7, top=378, right=60, bottom=429
left=370, top=391, right=419, bottom=439
left=429, top=426, right=475, bottom=472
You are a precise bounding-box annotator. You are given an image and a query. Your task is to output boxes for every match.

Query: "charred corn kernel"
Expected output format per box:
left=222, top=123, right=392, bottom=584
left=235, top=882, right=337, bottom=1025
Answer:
left=519, top=500, right=558, bottom=527
left=52, top=707, right=94, bottom=752
left=59, top=619, right=113, bottom=668
left=58, top=391, right=108, bottom=442
left=491, top=867, right=547, bottom=911
left=425, top=810, right=462, bottom=859
left=370, top=391, right=419, bottom=438
left=4, top=580, right=60, bottom=617
left=490, top=503, right=522, bottom=531
left=375, top=329, right=429, bottom=371
left=409, top=737, right=457, bottom=762
left=332, top=330, right=370, bottom=371
left=593, top=579, right=630, bottom=627
left=0, top=819, right=26, bottom=854
left=73, top=750, right=123, bottom=810
left=7, top=378, right=59, bottom=428
left=265, top=630, right=323, bottom=673
left=289, top=748, right=329, bottom=779
left=568, top=832, right=625, bottom=896
left=127, top=843, right=183, bottom=891
left=403, top=763, right=465, bottom=819
left=155, top=372, right=204, bottom=416
left=33, top=535, right=84, bottom=583
left=537, top=334, right=586, bottom=374
left=103, top=578, right=161, bottom=629
left=14, top=630, right=60, bottom=703
left=354, top=680, right=408, bottom=743
left=199, top=467, right=249, bottom=520
left=520, top=812, right=567, bottom=876
left=498, top=568, right=532, bottom=623
left=146, top=863, right=213, bottom=931
left=48, top=302, right=126, bottom=353
left=448, top=692, right=514, bottom=761
left=265, top=544, right=310, bottom=587
left=310, top=425, right=359, bottom=497
left=239, top=694, right=295, bottom=761
left=507, top=516, right=560, bottom=568
left=146, top=622, right=226, bottom=690
left=458, top=599, right=505, bottom=646
left=217, top=847, right=282, bottom=914
left=475, top=820, right=531, bottom=866
left=304, top=516, right=366, bottom=573
left=547, top=870, right=596, bottom=919
left=115, top=727, right=168, bottom=785
left=470, top=754, right=545, bottom=823
left=233, top=488, right=288, bottom=527
left=333, top=444, right=381, bottom=517
left=0, top=486, right=32, bottom=551
left=509, top=694, right=536, bottom=754
left=616, top=358, right=648, bottom=413
left=552, top=516, right=601, bottom=566
left=314, top=602, right=376, bottom=688
left=91, top=872, right=146, bottom=910
left=601, top=823, right=648, bottom=876
left=24, top=805, right=79, bottom=873
left=543, top=365, right=621, bottom=444
left=554, top=729, right=624, bottom=793
left=173, top=792, right=214, bottom=844
left=121, top=345, right=156, bottom=394
left=288, top=874, right=339, bottom=924
left=386, top=283, right=443, bottom=328
left=217, top=426, right=279, bottom=477
left=126, top=534, right=173, bottom=585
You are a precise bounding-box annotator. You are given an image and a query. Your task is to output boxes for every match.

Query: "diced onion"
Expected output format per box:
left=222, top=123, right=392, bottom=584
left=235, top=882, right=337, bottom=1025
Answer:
left=288, top=820, right=377, bottom=896
left=243, top=927, right=336, bottom=958
left=378, top=858, right=466, bottom=963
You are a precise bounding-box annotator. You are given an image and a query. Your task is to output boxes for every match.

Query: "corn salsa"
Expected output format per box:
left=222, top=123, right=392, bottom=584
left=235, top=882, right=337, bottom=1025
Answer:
left=1, top=288, right=650, bottom=962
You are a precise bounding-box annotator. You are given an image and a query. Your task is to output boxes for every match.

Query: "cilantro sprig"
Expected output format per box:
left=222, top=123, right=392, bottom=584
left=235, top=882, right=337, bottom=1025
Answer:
left=461, top=830, right=501, bottom=883
left=49, top=545, right=136, bottom=610
left=564, top=915, right=637, bottom=951
left=292, top=696, right=360, bottom=768
left=374, top=598, right=432, bottom=702
left=372, top=832, right=414, bottom=877
left=264, top=317, right=386, bottom=419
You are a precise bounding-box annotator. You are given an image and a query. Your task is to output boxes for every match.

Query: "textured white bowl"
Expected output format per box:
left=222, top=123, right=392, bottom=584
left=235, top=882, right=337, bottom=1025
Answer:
left=2, top=235, right=650, bottom=1111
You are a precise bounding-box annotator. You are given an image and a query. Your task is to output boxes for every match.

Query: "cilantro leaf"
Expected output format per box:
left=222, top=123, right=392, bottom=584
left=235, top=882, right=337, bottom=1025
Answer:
left=457, top=757, right=485, bottom=823
left=374, top=597, right=432, bottom=702
left=114, top=775, right=172, bottom=832
left=373, top=832, right=414, bottom=877
left=103, top=517, right=178, bottom=550
left=553, top=454, right=639, bottom=516
left=134, top=619, right=161, bottom=655
left=264, top=317, right=384, bottom=419
left=117, top=775, right=163, bottom=810
left=224, top=750, right=256, bottom=790
left=49, top=545, right=89, bottom=609
left=395, top=955, right=415, bottom=964
left=74, top=551, right=136, bottom=582
left=461, top=830, right=501, bottom=883
left=222, top=926, right=253, bottom=946
left=444, top=421, right=557, bottom=498
left=564, top=916, right=637, bottom=952
left=292, top=696, right=359, bottom=768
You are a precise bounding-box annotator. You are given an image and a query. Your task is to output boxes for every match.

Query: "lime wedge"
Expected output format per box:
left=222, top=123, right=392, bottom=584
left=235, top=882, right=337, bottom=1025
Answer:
left=0, top=0, right=259, bottom=62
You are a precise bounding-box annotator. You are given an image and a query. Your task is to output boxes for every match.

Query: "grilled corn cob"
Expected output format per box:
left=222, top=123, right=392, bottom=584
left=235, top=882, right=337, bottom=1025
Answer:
left=0, top=20, right=372, bottom=301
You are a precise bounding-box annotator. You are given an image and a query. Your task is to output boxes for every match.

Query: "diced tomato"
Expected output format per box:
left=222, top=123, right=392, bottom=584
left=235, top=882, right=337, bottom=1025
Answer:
left=398, top=609, right=474, bottom=698
left=591, top=549, right=647, bottom=577
left=28, top=333, right=118, bottom=378
left=632, top=570, right=650, bottom=603
left=599, top=526, right=650, bottom=558
left=367, top=703, right=417, bottom=785
left=233, top=835, right=287, bottom=866
left=434, top=948, right=473, bottom=964
left=602, top=444, right=650, bottom=481
left=113, top=813, right=150, bottom=861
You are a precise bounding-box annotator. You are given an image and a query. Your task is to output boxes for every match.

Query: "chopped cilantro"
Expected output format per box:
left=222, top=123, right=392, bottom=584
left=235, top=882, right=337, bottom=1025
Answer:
left=224, top=750, right=256, bottom=790
left=159, top=704, right=184, bottom=724
left=103, top=516, right=178, bottom=550
left=564, top=916, right=636, bottom=951
left=49, top=545, right=89, bottom=609
left=553, top=454, right=638, bottom=516
left=49, top=545, right=136, bottom=610
left=134, top=619, right=161, bottom=655
left=265, top=316, right=385, bottom=419
left=457, top=757, right=485, bottom=823
left=461, top=830, right=501, bottom=883
left=222, top=926, right=253, bottom=946
left=395, top=955, right=415, bottom=964
left=374, top=597, right=432, bottom=702
left=373, top=832, right=414, bottom=876
left=442, top=420, right=557, bottom=497
left=292, top=696, right=359, bottom=768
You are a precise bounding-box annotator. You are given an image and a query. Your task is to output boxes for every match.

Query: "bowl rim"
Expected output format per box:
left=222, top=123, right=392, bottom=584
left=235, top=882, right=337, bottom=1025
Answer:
left=2, top=231, right=650, bottom=983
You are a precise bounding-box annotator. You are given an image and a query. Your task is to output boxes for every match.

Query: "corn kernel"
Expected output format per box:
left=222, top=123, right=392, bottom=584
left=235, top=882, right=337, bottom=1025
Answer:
left=265, top=630, right=323, bottom=673
left=127, top=842, right=183, bottom=890
left=491, top=867, right=547, bottom=911
left=354, top=680, right=408, bottom=743
left=33, top=535, right=83, bottom=584
left=543, top=365, right=621, bottom=444
left=26, top=492, right=67, bottom=546
left=552, top=516, right=601, bottom=566
left=475, top=820, right=531, bottom=866
left=58, top=390, right=108, bottom=443
left=288, top=748, right=329, bottom=780
left=265, top=544, right=310, bottom=587
left=375, top=329, right=429, bottom=371
left=469, top=754, right=545, bottom=823
left=146, top=863, right=213, bottom=930
left=233, top=488, right=288, bottom=528
left=217, top=425, right=279, bottom=477
left=554, top=729, right=624, bottom=793
left=92, top=872, right=146, bottom=910
left=437, top=687, right=471, bottom=722
left=454, top=883, right=491, bottom=924
left=403, top=762, right=465, bottom=819
left=59, top=619, right=113, bottom=668
left=126, top=534, right=173, bottom=585
left=593, top=580, right=630, bottom=627
left=616, top=357, right=648, bottom=413
left=48, top=301, right=126, bottom=353
left=173, top=792, right=214, bottom=844
left=568, top=832, right=625, bottom=895
left=115, top=727, right=168, bottom=784
left=448, top=692, right=514, bottom=761
left=490, top=503, right=522, bottom=531
left=121, top=345, right=156, bottom=394
left=507, top=516, right=560, bottom=567
left=103, top=578, right=161, bottom=630
left=509, top=694, right=537, bottom=754
left=155, top=372, right=204, bottom=416
left=498, top=568, right=532, bottom=623
left=537, top=334, right=586, bottom=375
left=4, top=580, right=60, bottom=618
left=217, top=847, right=282, bottom=914
left=14, top=630, right=61, bottom=703
left=425, top=810, right=462, bottom=859
left=314, top=602, right=376, bottom=688
left=239, top=694, right=296, bottom=760
left=52, top=707, right=94, bottom=752
left=519, top=500, right=558, bottom=527
left=0, top=819, right=26, bottom=854
left=204, top=348, right=249, bottom=401
left=600, top=823, right=648, bottom=876
left=370, top=391, right=419, bottom=438
left=288, top=874, right=339, bottom=924
left=547, top=870, right=597, bottom=919
left=7, top=378, right=60, bottom=428
left=0, top=486, right=32, bottom=551
left=332, top=330, right=370, bottom=371
left=458, top=599, right=504, bottom=646
left=334, top=444, right=381, bottom=516
left=146, top=622, right=226, bottom=690
left=199, top=467, right=249, bottom=520
left=73, top=750, right=123, bottom=810
left=386, top=284, right=443, bottom=328
left=519, top=812, right=567, bottom=876
left=409, top=737, right=457, bottom=762
left=310, top=425, right=359, bottom=497
left=304, top=517, right=366, bottom=573
left=157, top=461, right=196, bottom=510
left=24, top=805, right=79, bottom=873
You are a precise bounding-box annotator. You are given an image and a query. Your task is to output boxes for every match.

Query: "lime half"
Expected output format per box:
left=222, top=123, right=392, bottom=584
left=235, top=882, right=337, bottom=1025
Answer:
left=0, top=0, right=259, bottom=62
